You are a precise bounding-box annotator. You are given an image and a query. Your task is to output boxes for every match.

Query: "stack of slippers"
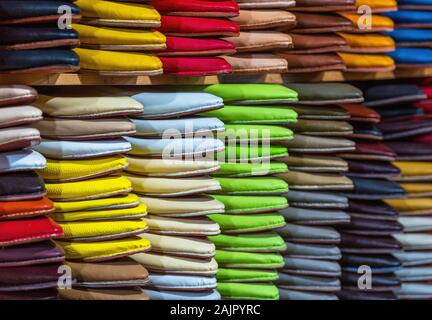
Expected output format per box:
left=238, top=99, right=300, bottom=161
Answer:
left=122, top=89, right=226, bottom=300
left=202, top=83, right=298, bottom=300
left=364, top=83, right=432, bottom=299
left=153, top=0, right=240, bottom=75
left=385, top=0, right=432, bottom=68
left=0, top=0, right=80, bottom=74
left=31, top=87, right=152, bottom=300
left=335, top=83, right=428, bottom=300
left=311, top=83, right=402, bottom=300
left=222, top=0, right=294, bottom=74
left=72, top=0, right=164, bottom=75
left=0, top=85, right=64, bottom=300
left=278, top=0, right=396, bottom=73
left=273, top=83, right=362, bottom=300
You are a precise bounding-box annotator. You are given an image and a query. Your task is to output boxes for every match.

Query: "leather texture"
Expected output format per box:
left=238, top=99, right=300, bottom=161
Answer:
left=277, top=171, right=353, bottom=190
left=0, top=26, right=79, bottom=50
left=59, top=288, right=149, bottom=300
left=146, top=274, right=217, bottom=291
left=340, top=216, right=403, bottom=236
left=232, top=9, right=296, bottom=30
left=34, top=138, right=132, bottom=160
left=127, top=175, right=221, bottom=197
left=73, top=23, right=166, bottom=51
left=159, top=15, right=240, bottom=37
left=34, top=118, right=136, bottom=140
left=152, top=0, right=240, bottom=17
left=69, top=258, right=149, bottom=287
left=144, top=233, right=215, bottom=258
left=0, top=240, right=64, bottom=267
left=129, top=117, right=223, bottom=137
left=338, top=32, right=395, bottom=53
left=281, top=207, right=350, bottom=225
left=45, top=176, right=132, bottom=201
left=339, top=142, right=396, bottom=161
left=142, top=196, right=224, bottom=217
left=0, top=49, right=79, bottom=74
left=0, top=197, right=54, bottom=220
left=74, top=48, right=163, bottom=75
left=347, top=160, right=400, bottom=178
left=131, top=92, right=223, bottom=119
left=384, top=10, right=432, bottom=28
left=210, top=213, right=286, bottom=233
left=340, top=13, right=394, bottom=32
left=0, top=263, right=64, bottom=291
left=379, top=119, right=432, bottom=140
left=126, top=157, right=220, bottom=177
left=0, top=171, right=46, bottom=201
left=51, top=203, right=147, bottom=222
left=0, top=1, right=80, bottom=24
left=292, top=0, right=356, bottom=11
left=236, top=0, right=296, bottom=9
left=52, top=193, right=140, bottom=213
left=277, top=223, right=341, bottom=244
left=59, top=220, right=148, bottom=242
left=339, top=103, right=380, bottom=123
left=227, top=31, right=293, bottom=52
left=343, top=177, right=405, bottom=199
left=289, top=33, right=349, bottom=54
left=365, top=84, right=427, bottom=107
left=144, top=288, right=220, bottom=300
left=278, top=134, right=355, bottom=153
left=209, top=232, right=286, bottom=252
left=0, top=85, right=37, bottom=107
left=76, top=0, right=161, bottom=28
left=35, top=95, right=144, bottom=119
left=284, top=119, right=353, bottom=136
left=131, top=252, right=218, bottom=275
left=145, top=215, right=220, bottom=236
left=284, top=190, right=348, bottom=208
left=287, top=83, right=364, bottom=105
left=279, top=52, right=346, bottom=73
left=162, top=36, right=236, bottom=56
left=160, top=57, right=233, bottom=76
left=338, top=52, right=395, bottom=72
left=203, top=83, right=298, bottom=104
left=57, top=237, right=151, bottom=262
left=0, top=149, right=46, bottom=173
left=291, top=12, right=354, bottom=33
left=125, top=137, right=224, bottom=157
left=278, top=155, right=348, bottom=173
left=0, top=217, right=63, bottom=247
left=0, top=106, right=42, bottom=129
left=340, top=233, right=402, bottom=253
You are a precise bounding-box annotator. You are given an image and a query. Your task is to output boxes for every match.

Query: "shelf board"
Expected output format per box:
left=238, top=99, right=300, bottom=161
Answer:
left=1, top=67, right=431, bottom=86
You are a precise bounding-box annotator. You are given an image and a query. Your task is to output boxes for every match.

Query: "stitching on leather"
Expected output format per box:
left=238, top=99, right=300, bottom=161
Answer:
left=0, top=232, right=62, bottom=246
left=141, top=102, right=223, bottom=118
left=58, top=147, right=132, bottom=159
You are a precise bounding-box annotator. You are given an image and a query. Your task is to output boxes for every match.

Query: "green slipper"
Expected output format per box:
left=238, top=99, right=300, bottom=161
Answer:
left=209, top=213, right=286, bottom=233
left=213, top=177, right=288, bottom=195
left=208, top=232, right=286, bottom=252
left=217, top=268, right=279, bottom=283
left=208, top=194, right=288, bottom=214
left=213, top=162, right=288, bottom=177
left=200, top=105, right=298, bottom=124
left=203, top=84, right=298, bottom=104
left=215, top=250, right=284, bottom=269
left=217, top=282, right=279, bottom=300
left=220, top=124, right=294, bottom=142
left=217, top=145, right=288, bottom=162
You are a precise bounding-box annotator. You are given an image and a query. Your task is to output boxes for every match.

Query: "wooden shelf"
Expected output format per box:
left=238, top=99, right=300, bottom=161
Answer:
left=1, top=67, right=431, bottom=86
